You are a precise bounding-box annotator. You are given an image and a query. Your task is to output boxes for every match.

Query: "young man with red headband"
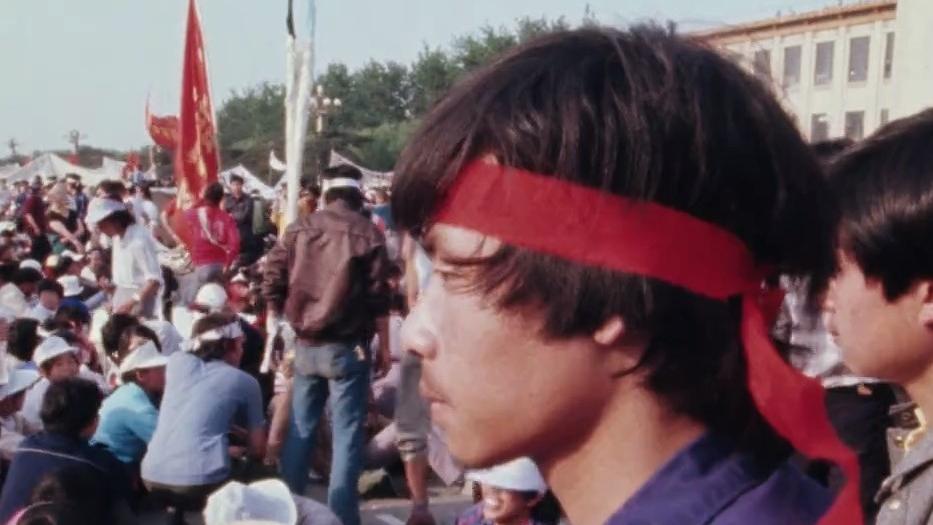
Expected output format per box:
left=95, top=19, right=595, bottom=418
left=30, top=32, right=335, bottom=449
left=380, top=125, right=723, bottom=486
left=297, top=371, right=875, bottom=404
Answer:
left=392, top=26, right=860, bottom=525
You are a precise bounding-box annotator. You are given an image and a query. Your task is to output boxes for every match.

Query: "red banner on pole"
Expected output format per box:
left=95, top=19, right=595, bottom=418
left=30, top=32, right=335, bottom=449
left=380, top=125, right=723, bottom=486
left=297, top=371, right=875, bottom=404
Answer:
left=169, top=0, right=219, bottom=248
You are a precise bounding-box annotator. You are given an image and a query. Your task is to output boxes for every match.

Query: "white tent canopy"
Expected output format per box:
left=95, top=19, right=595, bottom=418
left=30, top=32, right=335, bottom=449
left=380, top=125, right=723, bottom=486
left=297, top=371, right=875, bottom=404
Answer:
left=2, top=153, right=125, bottom=188
left=220, top=164, right=276, bottom=200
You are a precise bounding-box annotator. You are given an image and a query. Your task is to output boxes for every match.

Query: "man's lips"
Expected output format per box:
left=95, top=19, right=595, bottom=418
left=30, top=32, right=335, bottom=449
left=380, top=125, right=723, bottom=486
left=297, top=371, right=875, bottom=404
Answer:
left=419, top=376, right=448, bottom=405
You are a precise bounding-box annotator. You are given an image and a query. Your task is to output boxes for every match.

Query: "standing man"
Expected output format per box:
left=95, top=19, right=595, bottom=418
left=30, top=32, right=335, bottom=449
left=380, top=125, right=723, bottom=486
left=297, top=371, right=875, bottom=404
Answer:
left=223, top=174, right=256, bottom=266
left=263, top=165, right=392, bottom=525
left=85, top=197, right=162, bottom=319
left=21, top=178, right=51, bottom=263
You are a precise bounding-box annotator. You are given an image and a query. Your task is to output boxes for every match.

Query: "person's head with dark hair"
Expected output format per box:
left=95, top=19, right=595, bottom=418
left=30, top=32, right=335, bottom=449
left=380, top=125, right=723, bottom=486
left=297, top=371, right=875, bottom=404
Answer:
left=392, top=25, right=842, bottom=523
left=36, top=280, right=64, bottom=312
left=824, top=108, right=933, bottom=394
left=26, top=465, right=107, bottom=524
left=115, top=333, right=166, bottom=395
left=86, top=196, right=134, bottom=238
left=229, top=174, right=245, bottom=198
left=53, top=257, right=79, bottom=280
left=190, top=312, right=244, bottom=365
left=321, top=164, right=364, bottom=211
left=13, top=268, right=44, bottom=297
left=0, top=262, right=18, bottom=285
left=94, top=180, right=126, bottom=200
left=116, top=324, right=161, bottom=364
left=15, top=502, right=88, bottom=525
left=8, top=318, right=41, bottom=362
left=812, top=138, right=855, bottom=164
left=203, top=182, right=225, bottom=207
left=40, top=377, right=102, bottom=439
left=51, top=304, right=91, bottom=336
left=100, top=314, right=139, bottom=360
left=137, top=183, right=153, bottom=201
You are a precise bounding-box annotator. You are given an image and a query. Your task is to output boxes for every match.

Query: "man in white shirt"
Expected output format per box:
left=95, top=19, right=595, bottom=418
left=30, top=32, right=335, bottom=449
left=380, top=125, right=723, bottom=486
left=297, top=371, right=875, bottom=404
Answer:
left=85, top=198, right=163, bottom=319
left=0, top=268, right=42, bottom=317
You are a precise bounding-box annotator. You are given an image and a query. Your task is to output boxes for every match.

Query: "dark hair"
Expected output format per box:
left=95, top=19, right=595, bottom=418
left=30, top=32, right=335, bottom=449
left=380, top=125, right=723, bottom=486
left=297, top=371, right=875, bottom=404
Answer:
left=812, top=138, right=854, bottom=163
left=37, top=279, right=64, bottom=298
left=13, top=268, right=44, bottom=285
left=322, top=165, right=364, bottom=210
left=100, top=314, right=139, bottom=357
left=100, top=209, right=135, bottom=230
left=204, top=182, right=225, bottom=206
left=191, top=313, right=240, bottom=361
left=391, top=26, right=836, bottom=457
left=95, top=180, right=126, bottom=199
left=52, top=304, right=91, bottom=330
left=116, top=324, right=161, bottom=364
left=8, top=318, right=40, bottom=362
left=27, top=466, right=107, bottom=524
left=829, top=108, right=933, bottom=301
left=40, top=378, right=102, bottom=438
left=53, top=257, right=76, bottom=279
left=16, top=502, right=88, bottom=525
left=229, top=174, right=245, bottom=185
left=0, top=262, right=18, bottom=283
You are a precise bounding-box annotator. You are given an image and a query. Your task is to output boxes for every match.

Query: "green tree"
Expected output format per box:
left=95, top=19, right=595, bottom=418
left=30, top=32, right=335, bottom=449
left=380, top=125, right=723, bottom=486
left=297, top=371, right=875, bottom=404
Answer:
left=216, top=82, right=285, bottom=157
left=409, top=46, right=458, bottom=115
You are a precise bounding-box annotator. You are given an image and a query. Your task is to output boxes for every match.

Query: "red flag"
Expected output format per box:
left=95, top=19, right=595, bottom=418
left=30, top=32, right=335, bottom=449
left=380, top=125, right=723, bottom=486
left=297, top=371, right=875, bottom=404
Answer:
left=169, top=0, right=219, bottom=248
left=145, top=98, right=179, bottom=150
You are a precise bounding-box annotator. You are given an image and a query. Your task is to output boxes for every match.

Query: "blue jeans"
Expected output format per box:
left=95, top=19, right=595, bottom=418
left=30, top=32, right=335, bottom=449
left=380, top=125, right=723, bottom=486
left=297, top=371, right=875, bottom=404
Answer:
left=280, top=340, right=370, bottom=525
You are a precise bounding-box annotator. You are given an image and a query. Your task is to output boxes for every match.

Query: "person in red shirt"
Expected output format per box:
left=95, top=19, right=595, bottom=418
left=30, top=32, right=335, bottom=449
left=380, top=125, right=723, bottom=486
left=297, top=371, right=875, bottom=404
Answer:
left=184, top=182, right=240, bottom=290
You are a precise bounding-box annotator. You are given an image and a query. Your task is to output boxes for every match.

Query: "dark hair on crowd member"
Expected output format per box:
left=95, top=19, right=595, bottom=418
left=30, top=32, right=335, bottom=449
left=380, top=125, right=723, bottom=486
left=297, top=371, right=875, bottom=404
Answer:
left=828, top=108, right=933, bottom=301
left=53, top=257, right=75, bottom=280
left=40, top=378, right=103, bottom=439
left=8, top=318, right=41, bottom=362
left=322, top=164, right=364, bottom=211
left=191, top=313, right=240, bottom=362
left=116, top=324, right=162, bottom=363
left=229, top=174, right=245, bottom=185
left=204, top=182, right=225, bottom=206
left=101, top=209, right=135, bottom=230
left=52, top=304, right=91, bottom=331
left=812, top=138, right=854, bottom=164
left=16, top=502, right=88, bottom=525
left=37, top=279, right=64, bottom=298
left=96, top=180, right=126, bottom=199
left=26, top=465, right=108, bottom=524
left=100, top=314, right=139, bottom=359
left=13, top=268, right=44, bottom=286
left=391, top=25, right=838, bottom=461
left=0, top=262, right=18, bottom=284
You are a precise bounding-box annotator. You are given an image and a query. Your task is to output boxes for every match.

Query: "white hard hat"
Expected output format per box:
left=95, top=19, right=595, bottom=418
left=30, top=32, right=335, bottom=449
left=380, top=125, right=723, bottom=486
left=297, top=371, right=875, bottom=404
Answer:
left=118, top=340, right=168, bottom=375
left=0, top=369, right=39, bottom=399
left=19, top=259, right=42, bottom=272
left=33, top=336, right=78, bottom=368
left=466, top=457, right=548, bottom=495
left=195, top=283, right=228, bottom=313
left=57, top=275, right=84, bottom=298
left=203, top=479, right=297, bottom=525
left=85, top=197, right=127, bottom=226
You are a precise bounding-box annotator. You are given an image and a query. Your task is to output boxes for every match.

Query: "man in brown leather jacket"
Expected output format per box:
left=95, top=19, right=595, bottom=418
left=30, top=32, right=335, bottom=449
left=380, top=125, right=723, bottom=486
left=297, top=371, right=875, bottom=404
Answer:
left=263, top=165, right=391, bottom=525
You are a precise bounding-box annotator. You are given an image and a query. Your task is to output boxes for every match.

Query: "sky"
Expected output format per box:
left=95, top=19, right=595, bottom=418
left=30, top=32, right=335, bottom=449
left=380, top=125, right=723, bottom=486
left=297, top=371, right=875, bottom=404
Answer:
left=0, top=0, right=847, bottom=153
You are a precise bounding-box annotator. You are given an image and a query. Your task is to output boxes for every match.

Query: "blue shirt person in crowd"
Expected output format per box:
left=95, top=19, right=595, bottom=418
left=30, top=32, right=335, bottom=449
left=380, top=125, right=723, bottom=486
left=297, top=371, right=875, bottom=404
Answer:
left=141, top=313, right=265, bottom=506
left=389, top=25, right=856, bottom=525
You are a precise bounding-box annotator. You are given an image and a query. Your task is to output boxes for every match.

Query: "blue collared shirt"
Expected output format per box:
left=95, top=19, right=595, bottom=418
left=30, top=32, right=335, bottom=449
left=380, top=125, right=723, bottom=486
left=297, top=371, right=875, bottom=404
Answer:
left=606, top=433, right=832, bottom=525
left=92, top=382, right=159, bottom=464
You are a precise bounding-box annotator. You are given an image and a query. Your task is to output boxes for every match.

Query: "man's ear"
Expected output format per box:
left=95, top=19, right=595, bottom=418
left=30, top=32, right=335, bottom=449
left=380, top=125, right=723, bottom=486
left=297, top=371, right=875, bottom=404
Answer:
left=918, top=281, right=933, bottom=327
left=593, top=315, right=644, bottom=378
left=593, top=316, right=625, bottom=346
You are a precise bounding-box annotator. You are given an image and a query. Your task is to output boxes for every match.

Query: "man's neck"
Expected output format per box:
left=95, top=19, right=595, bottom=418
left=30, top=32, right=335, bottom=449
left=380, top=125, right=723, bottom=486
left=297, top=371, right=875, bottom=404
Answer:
left=904, top=364, right=933, bottom=423
left=539, top=388, right=706, bottom=525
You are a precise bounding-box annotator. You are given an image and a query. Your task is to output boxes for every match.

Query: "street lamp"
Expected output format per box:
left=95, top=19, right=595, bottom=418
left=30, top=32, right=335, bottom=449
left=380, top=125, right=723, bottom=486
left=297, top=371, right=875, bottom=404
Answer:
left=311, top=84, right=342, bottom=133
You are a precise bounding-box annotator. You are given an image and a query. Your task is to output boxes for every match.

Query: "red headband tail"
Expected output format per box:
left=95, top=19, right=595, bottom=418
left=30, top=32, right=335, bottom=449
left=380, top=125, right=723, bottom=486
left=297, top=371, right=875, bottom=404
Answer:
left=435, top=160, right=861, bottom=525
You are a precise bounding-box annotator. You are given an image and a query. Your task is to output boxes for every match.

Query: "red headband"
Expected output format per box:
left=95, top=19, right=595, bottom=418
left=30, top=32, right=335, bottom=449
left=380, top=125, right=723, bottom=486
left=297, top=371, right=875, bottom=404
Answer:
left=434, top=159, right=861, bottom=525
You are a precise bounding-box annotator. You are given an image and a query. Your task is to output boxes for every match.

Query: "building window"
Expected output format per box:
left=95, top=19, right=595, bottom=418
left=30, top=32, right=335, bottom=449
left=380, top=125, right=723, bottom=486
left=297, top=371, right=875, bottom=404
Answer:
left=880, top=109, right=890, bottom=126
left=753, top=49, right=771, bottom=80
left=884, top=32, right=895, bottom=79
left=845, top=111, right=865, bottom=140
left=783, top=45, right=802, bottom=87
left=848, top=36, right=870, bottom=83
left=811, top=114, right=830, bottom=142
left=814, top=42, right=834, bottom=86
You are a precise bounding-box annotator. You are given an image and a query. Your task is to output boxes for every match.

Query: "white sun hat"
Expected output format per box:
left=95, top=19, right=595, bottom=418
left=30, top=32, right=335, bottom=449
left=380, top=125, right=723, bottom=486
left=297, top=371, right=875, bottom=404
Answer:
left=203, top=479, right=297, bottom=525
left=118, top=340, right=168, bottom=375
left=18, top=259, right=42, bottom=272
left=33, top=336, right=78, bottom=368
left=57, top=275, right=84, bottom=298
left=60, top=249, right=85, bottom=262
left=466, top=457, right=548, bottom=495
left=0, top=369, right=40, bottom=399
left=195, top=283, right=229, bottom=313
left=85, top=197, right=127, bottom=226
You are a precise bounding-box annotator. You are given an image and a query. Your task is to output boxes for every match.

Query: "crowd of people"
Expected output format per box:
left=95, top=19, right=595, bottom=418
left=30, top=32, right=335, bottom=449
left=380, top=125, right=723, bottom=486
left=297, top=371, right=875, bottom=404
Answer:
left=4, top=21, right=933, bottom=525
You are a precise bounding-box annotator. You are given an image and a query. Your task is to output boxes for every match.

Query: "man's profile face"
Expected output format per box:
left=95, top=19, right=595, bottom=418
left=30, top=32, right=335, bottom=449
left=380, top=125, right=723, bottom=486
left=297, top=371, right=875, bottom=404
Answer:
left=231, top=181, right=243, bottom=195
left=401, top=224, right=618, bottom=468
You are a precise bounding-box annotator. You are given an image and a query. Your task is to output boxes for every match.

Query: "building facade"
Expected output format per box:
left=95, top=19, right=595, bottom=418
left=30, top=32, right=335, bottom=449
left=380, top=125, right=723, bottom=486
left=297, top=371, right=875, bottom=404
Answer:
left=697, top=0, right=933, bottom=142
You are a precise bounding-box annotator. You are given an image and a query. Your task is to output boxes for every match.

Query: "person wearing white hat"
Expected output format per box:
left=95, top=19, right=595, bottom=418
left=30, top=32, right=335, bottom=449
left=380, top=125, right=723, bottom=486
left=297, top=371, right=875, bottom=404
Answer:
left=85, top=197, right=163, bottom=318
left=25, top=279, right=63, bottom=324
left=175, top=282, right=229, bottom=339
left=92, top=340, right=167, bottom=466
left=457, top=458, right=558, bottom=525
left=0, top=266, right=43, bottom=316
left=0, top=369, right=41, bottom=460
left=203, top=478, right=341, bottom=525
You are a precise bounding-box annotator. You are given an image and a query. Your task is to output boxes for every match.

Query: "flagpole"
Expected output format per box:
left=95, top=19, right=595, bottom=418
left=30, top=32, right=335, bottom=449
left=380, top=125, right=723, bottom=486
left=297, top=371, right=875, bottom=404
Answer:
left=284, top=0, right=316, bottom=225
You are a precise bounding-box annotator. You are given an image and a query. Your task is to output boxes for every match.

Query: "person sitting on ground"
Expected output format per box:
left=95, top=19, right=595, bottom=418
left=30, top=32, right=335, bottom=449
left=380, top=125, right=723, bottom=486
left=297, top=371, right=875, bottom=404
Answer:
left=5, top=319, right=40, bottom=372
left=202, top=478, right=340, bottom=525
left=0, top=369, right=41, bottom=461
left=0, top=268, right=43, bottom=317
left=457, top=458, right=560, bottom=525
left=93, top=339, right=167, bottom=478
left=21, top=335, right=105, bottom=428
left=0, top=378, right=130, bottom=524
left=56, top=275, right=100, bottom=316
left=141, top=313, right=266, bottom=511
left=26, top=280, right=63, bottom=324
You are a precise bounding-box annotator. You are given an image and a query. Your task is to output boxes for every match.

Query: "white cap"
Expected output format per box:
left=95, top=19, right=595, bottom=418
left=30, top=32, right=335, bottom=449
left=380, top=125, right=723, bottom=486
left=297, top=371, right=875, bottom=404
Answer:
left=57, top=275, right=84, bottom=298
left=85, top=197, right=127, bottom=226
left=195, top=283, right=228, bottom=313
left=0, top=221, right=15, bottom=234
left=33, top=336, right=78, bottom=368
left=322, top=177, right=361, bottom=192
left=203, top=479, right=297, bottom=525
left=118, top=340, right=168, bottom=375
left=466, top=458, right=548, bottom=495
left=60, top=250, right=85, bottom=262
left=19, top=259, right=42, bottom=272
left=0, top=369, right=39, bottom=399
